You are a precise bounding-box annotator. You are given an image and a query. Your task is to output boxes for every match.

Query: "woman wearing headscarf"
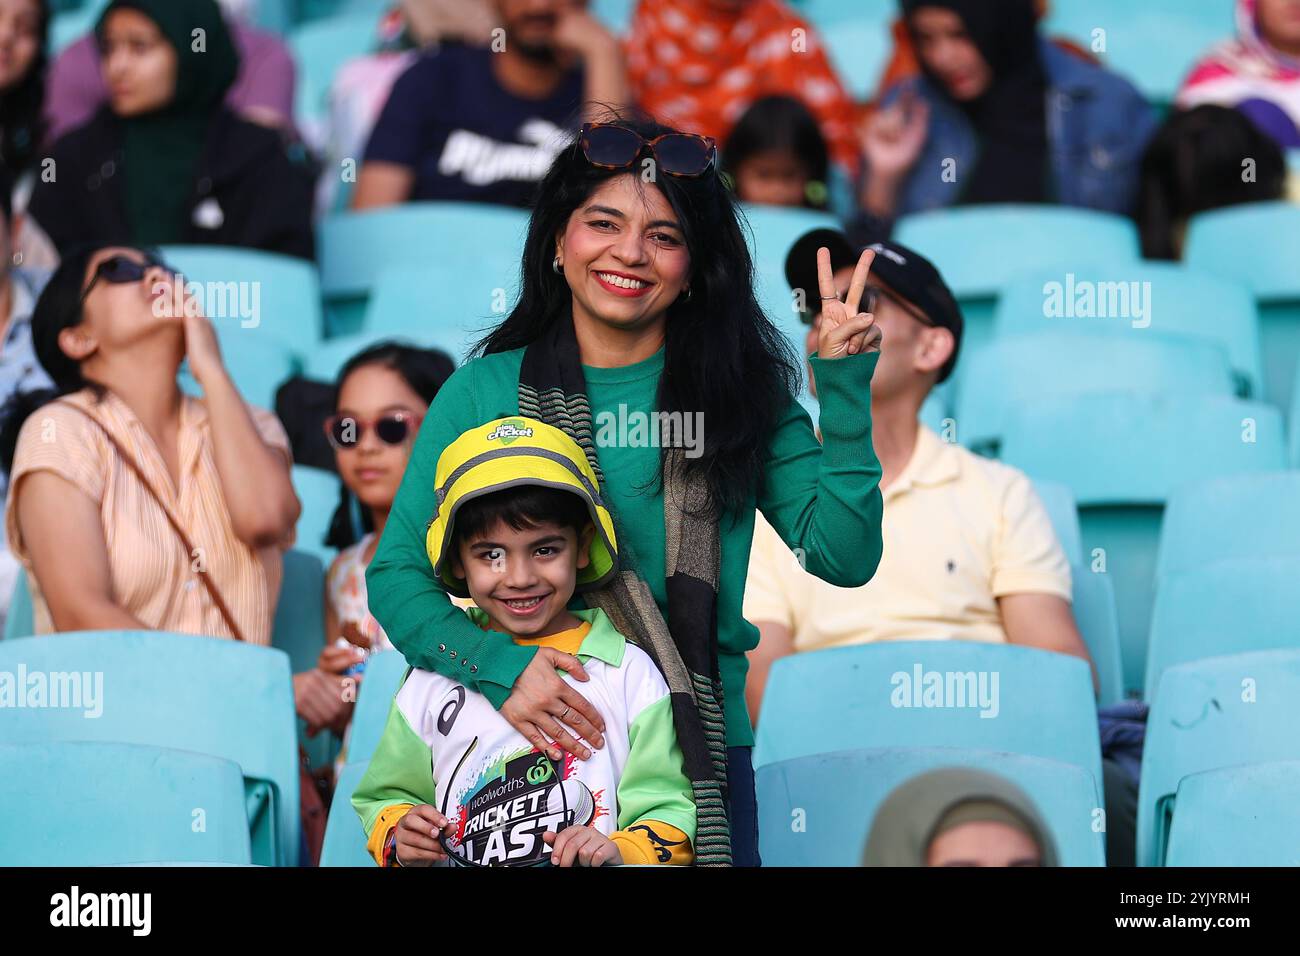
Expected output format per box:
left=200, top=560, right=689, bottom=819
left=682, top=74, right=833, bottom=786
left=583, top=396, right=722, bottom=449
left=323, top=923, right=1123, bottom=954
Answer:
left=859, top=0, right=1158, bottom=223
left=862, top=767, right=1060, bottom=867
left=28, top=0, right=314, bottom=259
left=1177, top=0, right=1300, bottom=149
left=0, top=0, right=49, bottom=177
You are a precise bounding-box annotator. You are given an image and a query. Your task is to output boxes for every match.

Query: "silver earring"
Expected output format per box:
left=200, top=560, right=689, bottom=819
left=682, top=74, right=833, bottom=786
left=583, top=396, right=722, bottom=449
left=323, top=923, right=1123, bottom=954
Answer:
left=683, top=286, right=692, bottom=301
left=553, top=256, right=563, bottom=274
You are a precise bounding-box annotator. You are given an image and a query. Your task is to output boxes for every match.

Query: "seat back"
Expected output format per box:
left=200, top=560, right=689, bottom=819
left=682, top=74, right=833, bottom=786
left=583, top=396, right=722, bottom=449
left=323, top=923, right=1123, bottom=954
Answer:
left=757, top=747, right=1105, bottom=866
left=755, top=641, right=1103, bottom=789
left=1146, top=556, right=1300, bottom=702
left=1157, top=472, right=1300, bottom=580
left=318, top=203, right=530, bottom=334
left=160, top=245, right=324, bottom=357
left=1139, top=650, right=1300, bottom=866
left=956, top=332, right=1234, bottom=454
left=320, top=760, right=379, bottom=867
left=0, top=631, right=300, bottom=865
left=345, top=649, right=411, bottom=767
left=1165, top=761, right=1300, bottom=867
left=291, top=465, right=345, bottom=567
left=1185, top=202, right=1300, bottom=413
left=0, top=741, right=251, bottom=866
left=992, top=264, right=1263, bottom=399
left=1001, top=392, right=1287, bottom=694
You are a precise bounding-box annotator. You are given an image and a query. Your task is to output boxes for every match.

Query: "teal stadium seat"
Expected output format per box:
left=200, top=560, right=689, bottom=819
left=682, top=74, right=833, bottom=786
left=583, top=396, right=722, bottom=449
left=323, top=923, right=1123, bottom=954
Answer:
left=757, top=747, right=1105, bottom=866
left=1042, top=0, right=1230, bottom=105
left=3, top=568, right=34, bottom=640
left=345, top=649, right=411, bottom=767
left=1145, top=556, right=1300, bottom=702
left=49, top=0, right=105, bottom=54
left=1139, top=650, right=1300, bottom=866
left=1185, top=203, right=1300, bottom=416
left=272, top=550, right=341, bottom=771
left=320, top=760, right=378, bottom=867
left=288, top=14, right=379, bottom=134
left=291, top=464, right=345, bottom=566
left=0, top=631, right=300, bottom=865
left=1033, top=479, right=1083, bottom=565
left=159, top=245, right=325, bottom=358
left=590, top=0, right=636, bottom=32
left=1157, top=472, right=1300, bottom=579
left=808, top=6, right=894, bottom=100
left=303, top=331, right=469, bottom=385
left=992, top=264, right=1263, bottom=400
left=178, top=328, right=296, bottom=412
left=364, top=264, right=515, bottom=347
left=955, top=332, right=1235, bottom=455
left=1164, top=762, right=1300, bottom=867
left=318, top=204, right=530, bottom=335
left=0, top=741, right=252, bottom=866
left=893, top=205, right=1140, bottom=360
left=999, top=392, right=1287, bottom=696
left=1072, top=566, right=1124, bottom=709
left=754, top=641, right=1103, bottom=790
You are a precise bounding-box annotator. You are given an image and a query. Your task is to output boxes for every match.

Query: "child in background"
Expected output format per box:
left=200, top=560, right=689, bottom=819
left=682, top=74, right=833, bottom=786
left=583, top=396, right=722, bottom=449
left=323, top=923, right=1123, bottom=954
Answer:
left=352, top=417, right=696, bottom=867
left=316, top=341, right=453, bottom=704
left=722, top=94, right=831, bottom=210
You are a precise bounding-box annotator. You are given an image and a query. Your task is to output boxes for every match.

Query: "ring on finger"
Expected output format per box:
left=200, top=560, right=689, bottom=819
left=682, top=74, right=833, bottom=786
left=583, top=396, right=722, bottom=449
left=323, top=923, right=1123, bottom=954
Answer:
left=559, top=704, right=571, bottom=722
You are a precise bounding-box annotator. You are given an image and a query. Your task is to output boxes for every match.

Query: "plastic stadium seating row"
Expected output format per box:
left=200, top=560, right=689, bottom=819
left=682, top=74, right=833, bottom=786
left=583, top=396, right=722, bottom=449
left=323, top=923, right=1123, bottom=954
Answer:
left=0, top=631, right=300, bottom=865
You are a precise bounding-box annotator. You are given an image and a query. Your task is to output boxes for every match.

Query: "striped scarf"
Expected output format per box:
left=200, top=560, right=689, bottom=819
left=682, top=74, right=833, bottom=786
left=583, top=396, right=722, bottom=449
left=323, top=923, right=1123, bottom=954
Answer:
left=518, top=316, right=733, bottom=865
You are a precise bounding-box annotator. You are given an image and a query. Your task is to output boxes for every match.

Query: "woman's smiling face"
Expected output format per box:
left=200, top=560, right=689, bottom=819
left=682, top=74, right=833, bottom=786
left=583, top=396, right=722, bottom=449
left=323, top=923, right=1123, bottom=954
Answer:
left=555, top=174, right=692, bottom=338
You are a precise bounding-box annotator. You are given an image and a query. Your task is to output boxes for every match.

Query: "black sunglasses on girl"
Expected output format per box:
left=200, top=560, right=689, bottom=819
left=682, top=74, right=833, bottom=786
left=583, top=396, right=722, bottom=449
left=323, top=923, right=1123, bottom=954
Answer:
left=325, top=412, right=421, bottom=449
left=578, top=123, right=718, bottom=177
left=79, top=253, right=175, bottom=305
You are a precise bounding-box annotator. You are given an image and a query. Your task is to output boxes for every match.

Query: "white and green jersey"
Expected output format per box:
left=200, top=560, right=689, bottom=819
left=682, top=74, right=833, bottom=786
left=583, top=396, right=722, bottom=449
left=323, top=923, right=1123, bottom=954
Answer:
left=353, top=608, right=696, bottom=866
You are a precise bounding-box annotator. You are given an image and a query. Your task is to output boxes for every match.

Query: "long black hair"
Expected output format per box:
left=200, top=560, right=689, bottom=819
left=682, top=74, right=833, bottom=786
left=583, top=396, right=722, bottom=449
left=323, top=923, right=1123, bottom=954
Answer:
left=324, top=340, right=455, bottom=549
left=477, top=113, right=800, bottom=519
left=0, top=0, right=50, bottom=175
left=0, top=243, right=109, bottom=474
left=1136, top=105, right=1286, bottom=259
left=722, top=94, right=830, bottom=209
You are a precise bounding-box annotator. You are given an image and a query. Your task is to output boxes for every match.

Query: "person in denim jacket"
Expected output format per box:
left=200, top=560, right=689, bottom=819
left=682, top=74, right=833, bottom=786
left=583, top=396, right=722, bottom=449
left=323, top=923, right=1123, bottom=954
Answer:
left=859, top=0, right=1158, bottom=224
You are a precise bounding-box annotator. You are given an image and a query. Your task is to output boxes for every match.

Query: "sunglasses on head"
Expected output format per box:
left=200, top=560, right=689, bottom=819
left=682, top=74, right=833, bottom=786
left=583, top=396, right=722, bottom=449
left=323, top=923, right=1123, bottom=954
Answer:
left=79, top=253, right=175, bottom=305
left=578, top=123, right=717, bottom=177
left=325, top=411, right=421, bottom=449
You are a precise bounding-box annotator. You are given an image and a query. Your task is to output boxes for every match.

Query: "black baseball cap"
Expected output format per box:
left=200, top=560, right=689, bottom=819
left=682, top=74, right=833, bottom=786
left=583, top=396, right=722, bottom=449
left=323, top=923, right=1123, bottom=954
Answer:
left=784, top=227, right=964, bottom=382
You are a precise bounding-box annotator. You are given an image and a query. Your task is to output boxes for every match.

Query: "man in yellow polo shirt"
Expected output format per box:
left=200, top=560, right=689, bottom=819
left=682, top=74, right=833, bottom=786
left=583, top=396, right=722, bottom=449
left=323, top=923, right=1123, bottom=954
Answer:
left=744, top=229, right=1095, bottom=723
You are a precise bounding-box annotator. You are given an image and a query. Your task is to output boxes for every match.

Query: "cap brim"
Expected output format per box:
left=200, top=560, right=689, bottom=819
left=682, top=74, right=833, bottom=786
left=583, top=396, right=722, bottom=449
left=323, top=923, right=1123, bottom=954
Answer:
left=784, top=227, right=858, bottom=309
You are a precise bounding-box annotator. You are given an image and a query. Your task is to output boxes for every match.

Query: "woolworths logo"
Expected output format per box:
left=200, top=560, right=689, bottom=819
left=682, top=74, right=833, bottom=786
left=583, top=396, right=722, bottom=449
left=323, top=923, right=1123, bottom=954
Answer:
left=486, top=421, right=534, bottom=445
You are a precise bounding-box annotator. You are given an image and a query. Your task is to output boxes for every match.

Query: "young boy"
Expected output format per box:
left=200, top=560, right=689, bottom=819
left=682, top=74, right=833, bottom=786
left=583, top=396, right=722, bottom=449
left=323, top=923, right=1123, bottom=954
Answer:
left=352, top=417, right=696, bottom=867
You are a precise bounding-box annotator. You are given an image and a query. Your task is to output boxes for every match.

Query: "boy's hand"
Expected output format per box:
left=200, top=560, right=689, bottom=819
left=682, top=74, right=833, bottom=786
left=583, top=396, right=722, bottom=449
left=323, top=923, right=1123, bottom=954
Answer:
left=543, top=825, right=621, bottom=867
left=394, top=805, right=457, bottom=866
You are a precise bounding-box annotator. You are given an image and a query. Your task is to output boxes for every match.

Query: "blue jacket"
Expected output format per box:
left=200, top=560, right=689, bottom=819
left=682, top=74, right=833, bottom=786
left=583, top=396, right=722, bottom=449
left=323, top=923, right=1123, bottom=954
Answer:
left=882, top=41, right=1158, bottom=216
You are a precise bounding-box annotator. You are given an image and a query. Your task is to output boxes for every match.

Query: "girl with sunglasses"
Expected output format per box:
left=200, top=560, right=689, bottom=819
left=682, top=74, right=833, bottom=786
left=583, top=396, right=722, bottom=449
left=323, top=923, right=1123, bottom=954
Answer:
left=317, top=341, right=453, bottom=690
left=366, top=115, right=884, bottom=867
left=0, top=243, right=300, bottom=647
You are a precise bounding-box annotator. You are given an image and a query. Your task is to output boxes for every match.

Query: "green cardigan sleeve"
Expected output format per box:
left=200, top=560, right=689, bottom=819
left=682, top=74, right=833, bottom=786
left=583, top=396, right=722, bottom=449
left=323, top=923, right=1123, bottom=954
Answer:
left=365, top=361, right=537, bottom=709
left=757, top=350, right=884, bottom=588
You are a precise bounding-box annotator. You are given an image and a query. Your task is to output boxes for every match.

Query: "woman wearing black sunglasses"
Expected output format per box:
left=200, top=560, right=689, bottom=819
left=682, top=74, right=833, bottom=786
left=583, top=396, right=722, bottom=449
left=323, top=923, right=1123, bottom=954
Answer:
left=0, top=243, right=300, bottom=648
left=367, top=115, right=884, bottom=866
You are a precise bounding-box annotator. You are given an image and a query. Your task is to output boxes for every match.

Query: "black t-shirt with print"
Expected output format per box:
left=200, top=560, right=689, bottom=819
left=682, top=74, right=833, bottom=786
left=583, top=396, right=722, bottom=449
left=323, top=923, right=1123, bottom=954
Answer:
left=363, top=43, right=584, bottom=208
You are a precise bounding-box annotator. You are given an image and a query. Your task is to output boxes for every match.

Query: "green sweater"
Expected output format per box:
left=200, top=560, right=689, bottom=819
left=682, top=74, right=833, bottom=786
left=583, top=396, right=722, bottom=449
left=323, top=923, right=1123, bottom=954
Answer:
left=366, top=345, right=883, bottom=747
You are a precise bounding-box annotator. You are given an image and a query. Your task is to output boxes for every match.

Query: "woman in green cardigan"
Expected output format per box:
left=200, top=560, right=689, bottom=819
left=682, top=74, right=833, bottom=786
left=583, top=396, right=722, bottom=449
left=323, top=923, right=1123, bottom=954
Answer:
left=366, top=117, right=884, bottom=866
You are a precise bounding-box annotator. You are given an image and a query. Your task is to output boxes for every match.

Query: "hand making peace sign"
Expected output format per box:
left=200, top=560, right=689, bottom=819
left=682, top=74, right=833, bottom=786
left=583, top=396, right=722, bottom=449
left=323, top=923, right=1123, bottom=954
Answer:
left=815, top=246, right=884, bottom=359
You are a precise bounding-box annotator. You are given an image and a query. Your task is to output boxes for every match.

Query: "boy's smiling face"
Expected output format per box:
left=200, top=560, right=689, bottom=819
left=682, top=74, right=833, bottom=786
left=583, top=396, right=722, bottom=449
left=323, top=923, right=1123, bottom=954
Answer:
left=451, top=516, right=595, bottom=639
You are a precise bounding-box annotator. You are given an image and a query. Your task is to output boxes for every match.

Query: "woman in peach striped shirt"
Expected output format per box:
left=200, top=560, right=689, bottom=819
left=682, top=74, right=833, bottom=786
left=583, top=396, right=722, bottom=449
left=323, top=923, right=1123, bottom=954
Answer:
left=1, top=245, right=301, bottom=646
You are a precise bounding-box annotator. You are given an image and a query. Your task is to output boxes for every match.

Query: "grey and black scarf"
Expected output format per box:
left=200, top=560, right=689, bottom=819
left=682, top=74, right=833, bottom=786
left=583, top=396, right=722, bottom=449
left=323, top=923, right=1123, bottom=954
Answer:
left=518, top=315, right=733, bottom=865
